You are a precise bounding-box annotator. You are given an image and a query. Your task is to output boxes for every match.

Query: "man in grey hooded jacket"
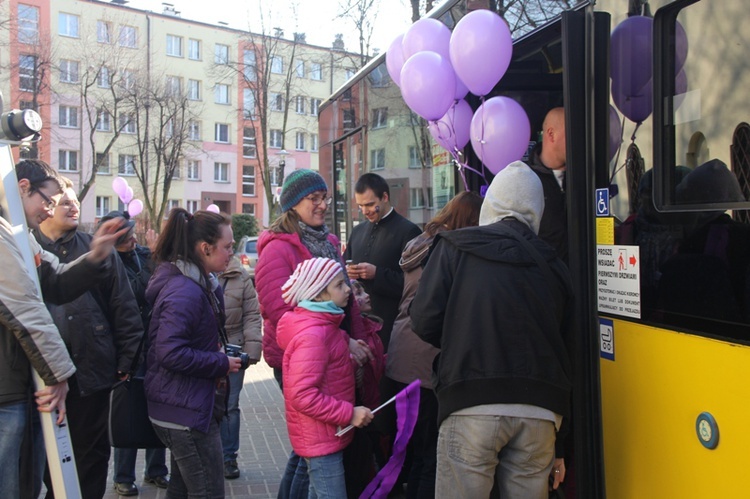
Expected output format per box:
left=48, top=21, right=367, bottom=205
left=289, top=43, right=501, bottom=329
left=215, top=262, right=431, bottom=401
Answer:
left=410, top=161, right=574, bottom=499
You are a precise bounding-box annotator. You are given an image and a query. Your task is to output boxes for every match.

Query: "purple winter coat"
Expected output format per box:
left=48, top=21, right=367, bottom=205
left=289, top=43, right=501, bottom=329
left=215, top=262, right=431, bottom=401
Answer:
left=144, top=262, right=229, bottom=433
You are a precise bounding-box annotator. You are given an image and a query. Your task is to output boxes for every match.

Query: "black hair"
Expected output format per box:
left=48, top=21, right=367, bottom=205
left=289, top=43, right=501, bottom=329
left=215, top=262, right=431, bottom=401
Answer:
left=354, top=173, right=389, bottom=199
left=153, top=208, right=231, bottom=274
left=15, top=159, right=64, bottom=192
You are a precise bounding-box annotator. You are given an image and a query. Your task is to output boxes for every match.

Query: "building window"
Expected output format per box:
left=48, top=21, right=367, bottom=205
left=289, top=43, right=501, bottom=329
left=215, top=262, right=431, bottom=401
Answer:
left=372, top=108, right=388, bottom=129
left=214, top=162, right=229, bottom=182
left=187, top=79, right=201, bottom=100
left=215, top=123, right=229, bottom=143
left=243, top=89, right=256, bottom=118
left=97, top=67, right=111, bottom=88
left=188, top=120, right=201, bottom=141
left=295, top=61, right=305, bottom=78
left=186, top=200, right=199, bottom=214
left=59, top=105, right=78, bottom=128
left=58, top=13, right=79, bottom=38
left=346, top=67, right=356, bottom=80
left=410, top=188, right=425, bottom=208
left=187, top=160, right=200, bottom=180
left=242, top=165, right=255, bottom=196
left=166, top=34, right=183, bottom=57
left=165, top=199, right=180, bottom=216
left=96, top=196, right=110, bottom=217
left=59, top=59, right=79, bottom=83
left=96, top=153, right=110, bottom=174
left=311, top=133, right=319, bottom=152
left=188, top=38, right=201, bottom=60
left=119, top=26, right=137, bottom=48
left=96, top=21, right=111, bottom=43
left=270, top=93, right=284, bottom=112
left=242, top=203, right=255, bottom=215
left=120, top=69, right=135, bottom=91
left=19, top=55, right=37, bottom=92
left=118, top=155, right=136, bottom=175
left=269, top=129, right=283, bottom=149
left=166, top=75, right=182, bottom=96
left=270, top=166, right=281, bottom=186
left=408, top=146, right=420, bottom=168
left=243, top=127, right=256, bottom=158
left=172, top=162, right=181, bottom=179
left=165, top=119, right=175, bottom=139
left=310, top=98, right=321, bottom=116
left=310, top=62, right=322, bottom=81
left=295, top=96, right=306, bottom=114
left=295, top=132, right=306, bottom=151
left=243, top=49, right=256, bottom=81
left=271, top=56, right=283, bottom=74
left=58, top=150, right=78, bottom=171
left=119, top=113, right=136, bottom=134
left=370, top=148, right=385, bottom=170
left=343, top=109, right=356, bottom=129
left=96, top=109, right=110, bottom=131
left=18, top=5, right=39, bottom=45
left=215, top=44, right=229, bottom=64
left=214, top=84, right=229, bottom=104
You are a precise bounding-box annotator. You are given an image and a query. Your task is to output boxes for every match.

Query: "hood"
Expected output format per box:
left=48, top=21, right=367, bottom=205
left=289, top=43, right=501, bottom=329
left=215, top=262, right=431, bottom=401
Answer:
left=257, top=229, right=305, bottom=257
left=479, top=161, right=544, bottom=234
left=399, top=231, right=435, bottom=272
left=220, top=256, right=243, bottom=278
left=276, top=308, right=345, bottom=351
left=438, top=219, right=557, bottom=266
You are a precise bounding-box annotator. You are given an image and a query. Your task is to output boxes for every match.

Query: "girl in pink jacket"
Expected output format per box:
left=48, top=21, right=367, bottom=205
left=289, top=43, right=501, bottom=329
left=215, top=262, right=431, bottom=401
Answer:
left=277, top=257, right=374, bottom=498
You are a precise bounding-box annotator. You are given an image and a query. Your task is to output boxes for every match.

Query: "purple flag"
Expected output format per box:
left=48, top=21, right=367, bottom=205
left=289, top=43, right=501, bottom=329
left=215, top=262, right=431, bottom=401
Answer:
left=360, top=379, right=421, bottom=499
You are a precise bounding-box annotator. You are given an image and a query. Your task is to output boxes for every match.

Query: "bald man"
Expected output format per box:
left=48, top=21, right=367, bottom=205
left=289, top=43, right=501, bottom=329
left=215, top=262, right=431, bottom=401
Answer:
left=529, top=107, right=568, bottom=262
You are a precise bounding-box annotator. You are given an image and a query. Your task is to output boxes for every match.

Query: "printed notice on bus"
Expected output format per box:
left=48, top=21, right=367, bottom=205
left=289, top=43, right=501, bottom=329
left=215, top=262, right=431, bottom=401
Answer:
left=596, top=245, right=641, bottom=319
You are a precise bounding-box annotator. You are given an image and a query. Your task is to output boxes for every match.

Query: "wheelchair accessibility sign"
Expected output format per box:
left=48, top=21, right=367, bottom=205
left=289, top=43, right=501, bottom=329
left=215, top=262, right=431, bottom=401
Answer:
left=596, top=188, right=609, bottom=217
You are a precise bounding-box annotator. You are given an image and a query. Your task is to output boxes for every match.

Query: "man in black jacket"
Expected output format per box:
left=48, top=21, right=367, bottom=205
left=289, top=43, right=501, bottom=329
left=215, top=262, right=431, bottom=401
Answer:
left=36, top=180, right=142, bottom=499
left=410, top=161, right=573, bottom=499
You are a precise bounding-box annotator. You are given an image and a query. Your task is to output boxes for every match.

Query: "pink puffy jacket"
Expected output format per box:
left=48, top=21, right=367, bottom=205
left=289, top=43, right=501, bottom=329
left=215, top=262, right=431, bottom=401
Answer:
left=277, top=308, right=355, bottom=457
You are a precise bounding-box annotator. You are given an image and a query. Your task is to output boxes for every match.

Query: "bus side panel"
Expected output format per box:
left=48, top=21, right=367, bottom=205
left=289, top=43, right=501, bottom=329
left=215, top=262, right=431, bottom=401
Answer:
left=600, top=319, right=750, bottom=497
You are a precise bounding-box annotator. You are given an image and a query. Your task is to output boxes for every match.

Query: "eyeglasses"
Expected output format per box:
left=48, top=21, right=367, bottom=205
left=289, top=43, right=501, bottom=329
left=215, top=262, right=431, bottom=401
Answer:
left=34, top=189, right=57, bottom=210
left=305, top=195, right=333, bottom=206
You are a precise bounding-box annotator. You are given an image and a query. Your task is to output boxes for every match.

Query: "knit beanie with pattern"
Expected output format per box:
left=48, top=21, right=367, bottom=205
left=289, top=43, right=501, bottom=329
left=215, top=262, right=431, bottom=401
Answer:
left=280, top=169, right=328, bottom=212
left=281, top=257, right=343, bottom=306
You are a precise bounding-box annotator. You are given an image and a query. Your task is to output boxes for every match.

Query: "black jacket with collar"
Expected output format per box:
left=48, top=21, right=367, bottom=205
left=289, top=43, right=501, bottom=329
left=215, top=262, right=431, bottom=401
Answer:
left=528, top=148, right=568, bottom=262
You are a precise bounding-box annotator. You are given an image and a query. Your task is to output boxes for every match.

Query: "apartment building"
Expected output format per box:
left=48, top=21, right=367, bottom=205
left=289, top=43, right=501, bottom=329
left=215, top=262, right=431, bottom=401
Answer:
left=2, top=0, right=361, bottom=228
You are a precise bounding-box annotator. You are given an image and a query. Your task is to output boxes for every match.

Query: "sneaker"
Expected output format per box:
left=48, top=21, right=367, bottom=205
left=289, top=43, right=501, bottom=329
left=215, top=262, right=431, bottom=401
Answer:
left=113, top=482, right=139, bottom=496
left=144, top=475, right=170, bottom=489
left=224, top=460, right=240, bottom=479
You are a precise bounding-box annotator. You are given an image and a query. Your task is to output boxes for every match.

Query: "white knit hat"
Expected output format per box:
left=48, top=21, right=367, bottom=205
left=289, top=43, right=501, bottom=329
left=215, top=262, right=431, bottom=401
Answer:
left=281, top=257, right=343, bottom=306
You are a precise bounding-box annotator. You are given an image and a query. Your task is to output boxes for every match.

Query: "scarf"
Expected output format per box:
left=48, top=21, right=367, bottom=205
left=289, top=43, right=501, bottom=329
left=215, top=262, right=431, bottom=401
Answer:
left=298, top=222, right=340, bottom=261
left=298, top=300, right=345, bottom=314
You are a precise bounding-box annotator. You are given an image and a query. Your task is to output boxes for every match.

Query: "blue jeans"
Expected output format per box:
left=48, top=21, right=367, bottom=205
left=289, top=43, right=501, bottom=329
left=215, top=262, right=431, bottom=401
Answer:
left=220, top=369, right=245, bottom=462
left=113, top=447, right=169, bottom=483
left=153, top=420, right=224, bottom=498
left=305, top=451, right=346, bottom=499
left=278, top=450, right=309, bottom=499
left=0, top=401, right=45, bottom=499
left=435, top=414, right=555, bottom=499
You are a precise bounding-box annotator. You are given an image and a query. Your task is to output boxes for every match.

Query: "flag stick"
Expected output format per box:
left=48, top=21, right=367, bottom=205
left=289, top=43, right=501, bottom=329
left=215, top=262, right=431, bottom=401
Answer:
left=335, top=393, right=398, bottom=437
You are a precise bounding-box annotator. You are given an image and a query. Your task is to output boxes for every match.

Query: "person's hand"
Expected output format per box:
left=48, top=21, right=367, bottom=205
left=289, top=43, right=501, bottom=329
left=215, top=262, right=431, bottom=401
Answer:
left=145, top=229, right=158, bottom=251
left=227, top=356, right=242, bottom=374
left=550, top=458, right=566, bottom=490
left=350, top=406, right=374, bottom=428
left=347, top=262, right=376, bottom=280
left=88, top=219, right=129, bottom=263
left=35, top=380, right=69, bottom=425
left=349, top=338, right=374, bottom=366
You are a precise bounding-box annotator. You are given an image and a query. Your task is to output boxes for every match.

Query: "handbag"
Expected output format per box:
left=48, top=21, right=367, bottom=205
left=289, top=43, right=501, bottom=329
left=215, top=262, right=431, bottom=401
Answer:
left=108, top=332, right=165, bottom=449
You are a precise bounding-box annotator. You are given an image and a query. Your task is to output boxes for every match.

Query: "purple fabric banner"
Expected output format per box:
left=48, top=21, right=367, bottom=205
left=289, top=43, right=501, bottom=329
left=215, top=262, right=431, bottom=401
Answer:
left=360, top=379, right=421, bottom=499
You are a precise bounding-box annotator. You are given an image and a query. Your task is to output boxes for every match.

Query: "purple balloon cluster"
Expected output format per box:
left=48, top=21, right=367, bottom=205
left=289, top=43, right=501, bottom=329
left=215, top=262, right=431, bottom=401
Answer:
left=112, top=177, right=143, bottom=217
left=387, top=11, right=532, bottom=175
left=610, top=16, right=688, bottom=124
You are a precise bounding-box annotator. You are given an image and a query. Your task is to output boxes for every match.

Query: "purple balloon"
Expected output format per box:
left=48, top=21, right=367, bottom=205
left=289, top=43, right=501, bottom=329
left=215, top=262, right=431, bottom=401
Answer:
left=675, top=20, right=688, bottom=72
left=454, top=75, right=469, bottom=101
left=121, top=185, right=134, bottom=204
left=450, top=10, right=512, bottom=96
left=386, top=34, right=406, bottom=87
left=428, top=99, right=473, bottom=152
left=112, top=177, right=129, bottom=199
left=470, top=96, right=530, bottom=174
left=609, top=104, right=622, bottom=162
left=400, top=51, right=456, bottom=121
left=612, top=78, right=652, bottom=123
left=611, top=16, right=653, bottom=99
left=675, top=67, right=687, bottom=95
left=402, top=19, right=451, bottom=61
left=127, top=199, right=143, bottom=217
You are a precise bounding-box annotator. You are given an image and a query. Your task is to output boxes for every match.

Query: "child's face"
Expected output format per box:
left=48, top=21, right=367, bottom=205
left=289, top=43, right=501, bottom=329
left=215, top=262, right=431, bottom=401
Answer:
left=318, top=272, right=351, bottom=308
left=352, top=282, right=371, bottom=313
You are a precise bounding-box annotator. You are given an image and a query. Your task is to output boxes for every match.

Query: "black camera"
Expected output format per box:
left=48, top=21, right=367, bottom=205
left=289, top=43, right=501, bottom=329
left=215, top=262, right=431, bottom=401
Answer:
left=225, top=344, right=250, bottom=370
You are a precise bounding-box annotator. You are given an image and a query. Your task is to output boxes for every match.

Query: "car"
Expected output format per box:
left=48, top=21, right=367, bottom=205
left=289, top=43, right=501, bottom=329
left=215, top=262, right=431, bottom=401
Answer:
left=235, top=235, right=258, bottom=280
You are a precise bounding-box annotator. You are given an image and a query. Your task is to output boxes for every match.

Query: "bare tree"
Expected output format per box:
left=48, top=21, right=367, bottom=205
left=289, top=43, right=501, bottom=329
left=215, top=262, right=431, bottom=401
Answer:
left=337, top=0, right=379, bottom=65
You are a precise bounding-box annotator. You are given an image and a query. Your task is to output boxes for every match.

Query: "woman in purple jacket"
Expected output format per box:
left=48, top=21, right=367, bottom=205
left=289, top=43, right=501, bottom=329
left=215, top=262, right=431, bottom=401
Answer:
left=144, top=208, right=242, bottom=498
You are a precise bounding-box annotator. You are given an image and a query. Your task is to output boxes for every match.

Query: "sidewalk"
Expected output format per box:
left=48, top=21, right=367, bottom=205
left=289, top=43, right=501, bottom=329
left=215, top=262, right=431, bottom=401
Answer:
left=102, top=360, right=290, bottom=498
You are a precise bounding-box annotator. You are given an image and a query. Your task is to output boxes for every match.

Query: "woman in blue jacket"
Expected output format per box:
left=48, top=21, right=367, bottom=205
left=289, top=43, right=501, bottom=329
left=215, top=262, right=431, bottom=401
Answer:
left=145, top=208, right=242, bottom=498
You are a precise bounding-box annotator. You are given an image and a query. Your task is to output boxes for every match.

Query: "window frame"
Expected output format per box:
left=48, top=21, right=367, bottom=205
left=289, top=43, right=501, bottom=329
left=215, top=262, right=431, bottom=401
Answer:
left=58, top=13, right=79, bottom=38
left=214, top=123, right=230, bottom=144
left=166, top=34, right=183, bottom=57
left=58, top=105, right=79, bottom=128
left=213, top=162, right=229, bottom=182
left=58, top=150, right=78, bottom=172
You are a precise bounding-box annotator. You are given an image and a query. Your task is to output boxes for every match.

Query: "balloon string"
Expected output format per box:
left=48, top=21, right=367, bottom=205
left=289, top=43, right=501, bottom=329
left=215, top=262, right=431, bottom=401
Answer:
left=631, top=121, right=642, bottom=142
left=478, top=95, right=488, bottom=179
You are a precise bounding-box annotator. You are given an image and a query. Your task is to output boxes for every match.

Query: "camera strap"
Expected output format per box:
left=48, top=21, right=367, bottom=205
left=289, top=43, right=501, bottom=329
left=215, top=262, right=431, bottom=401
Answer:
left=205, top=285, right=229, bottom=348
